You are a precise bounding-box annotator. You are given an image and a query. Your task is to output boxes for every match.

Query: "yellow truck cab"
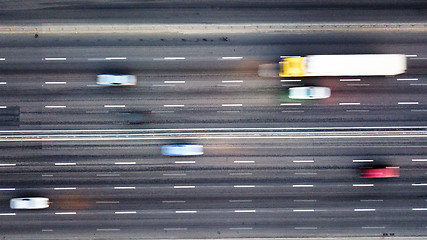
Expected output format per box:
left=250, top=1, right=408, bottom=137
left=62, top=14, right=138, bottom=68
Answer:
left=279, top=57, right=306, bottom=77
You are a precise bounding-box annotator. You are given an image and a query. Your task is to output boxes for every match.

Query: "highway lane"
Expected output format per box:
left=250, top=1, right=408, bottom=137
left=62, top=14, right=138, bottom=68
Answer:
left=0, top=137, right=426, bottom=238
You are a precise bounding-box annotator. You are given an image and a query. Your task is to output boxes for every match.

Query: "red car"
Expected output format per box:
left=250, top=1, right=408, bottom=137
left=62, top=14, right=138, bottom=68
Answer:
left=359, top=166, right=400, bottom=178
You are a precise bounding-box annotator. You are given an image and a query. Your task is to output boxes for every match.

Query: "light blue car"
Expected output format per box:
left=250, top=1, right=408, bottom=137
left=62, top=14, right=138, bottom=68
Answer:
left=96, top=74, right=137, bottom=86
left=161, top=144, right=204, bottom=156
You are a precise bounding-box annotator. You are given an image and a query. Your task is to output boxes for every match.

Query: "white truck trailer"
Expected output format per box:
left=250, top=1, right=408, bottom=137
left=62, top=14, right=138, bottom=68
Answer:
left=279, top=54, right=407, bottom=77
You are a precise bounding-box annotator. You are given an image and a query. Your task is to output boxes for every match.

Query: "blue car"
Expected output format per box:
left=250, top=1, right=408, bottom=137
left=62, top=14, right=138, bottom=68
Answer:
left=161, top=144, right=204, bottom=156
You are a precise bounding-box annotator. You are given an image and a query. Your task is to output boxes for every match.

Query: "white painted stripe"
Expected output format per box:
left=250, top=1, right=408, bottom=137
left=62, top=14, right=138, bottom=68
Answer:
left=164, top=81, right=185, bottom=84
left=339, top=102, right=360, bottom=105
left=174, top=161, right=196, bottom=164
left=0, top=164, right=16, bottom=166
left=176, top=210, right=197, bottom=213
left=360, top=199, right=383, bottom=202
left=353, top=159, right=374, bottom=163
left=222, top=104, right=243, bottom=107
left=412, top=159, right=427, bottom=162
left=353, top=184, right=374, bottom=187
left=398, top=102, right=419, bottom=105
left=412, top=183, right=427, bottom=186
left=347, top=83, right=370, bottom=86
left=54, top=163, right=76, bottom=166
left=354, top=208, right=376, bottom=212
left=234, top=160, right=255, bottom=163
left=44, top=58, right=66, bottom=61
left=97, top=174, right=120, bottom=177
left=115, top=211, right=136, bottom=214
left=164, top=104, right=184, bottom=107
left=221, top=57, right=243, bottom=60
left=97, top=229, right=120, bottom=231
left=104, top=105, right=125, bottom=108
left=397, top=78, right=418, bottom=81
left=346, top=110, right=369, bottom=112
left=0, top=213, right=16, bottom=216
left=114, top=162, right=136, bottom=165
left=222, top=80, right=243, bottom=83
left=54, top=187, right=76, bottom=190
left=45, top=106, right=66, bottom=108
left=234, top=210, right=256, bottom=213
left=96, top=201, right=120, bottom=204
left=294, top=172, right=317, bottom=175
left=292, top=185, right=314, bottom=188
left=229, top=200, right=252, bottom=203
left=42, top=229, right=53, bottom=232
left=162, top=201, right=186, bottom=203
left=281, top=103, right=302, bottom=106
left=218, top=110, right=240, bottom=113
left=362, top=226, right=385, bottom=229
left=280, top=79, right=301, bottom=82
left=229, top=173, right=252, bottom=176
left=0, top=58, right=5, bottom=61
left=164, top=228, right=187, bottom=231
left=406, top=55, right=418, bottom=57
left=293, top=160, right=314, bottom=163
left=295, top=227, right=317, bottom=230
left=0, top=82, right=6, bottom=84
left=413, top=208, right=427, bottom=211
left=42, top=174, right=53, bottom=177
left=164, top=57, right=185, bottom=60
left=293, top=200, right=317, bottom=202
left=55, top=212, right=76, bottom=215
left=105, top=57, right=127, bottom=60
left=45, top=82, right=67, bottom=84
left=340, top=79, right=360, bottom=82
left=229, top=227, right=253, bottom=230
left=0, top=106, right=7, bottom=109
left=163, top=173, right=187, bottom=176
left=293, top=209, right=315, bottom=212
left=234, top=185, right=255, bottom=188
left=174, top=186, right=195, bottom=189
left=114, top=187, right=135, bottom=189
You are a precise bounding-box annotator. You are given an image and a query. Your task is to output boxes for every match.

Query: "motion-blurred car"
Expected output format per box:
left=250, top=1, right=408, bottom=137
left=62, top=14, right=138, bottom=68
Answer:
left=161, top=144, right=204, bottom=156
left=96, top=74, right=137, bottom=86
left=10, top=197, right=50, bottom=209
left=288, top=86, right=331, bottom=99
left=359, top=166, right=400, bottom=178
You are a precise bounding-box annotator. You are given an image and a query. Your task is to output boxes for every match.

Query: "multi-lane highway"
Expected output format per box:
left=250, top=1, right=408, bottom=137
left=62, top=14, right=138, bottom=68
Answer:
left=1, top=1, right=427, bottom=239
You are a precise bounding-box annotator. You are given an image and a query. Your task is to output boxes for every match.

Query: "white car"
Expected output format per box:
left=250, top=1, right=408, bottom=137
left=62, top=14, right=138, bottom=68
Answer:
left=289, top=86, right=331, bottom=99
left=96, top=74, right=137, bottom=86
left=161, top=144, right=204, bottom=156
left=10, top=197, right=50, bottom=209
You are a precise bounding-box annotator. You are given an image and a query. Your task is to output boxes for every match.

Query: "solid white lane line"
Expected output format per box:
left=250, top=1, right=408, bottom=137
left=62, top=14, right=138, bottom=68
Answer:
left=0, top=213, right=16, bottom=216
left=354, top=208, right=376, bottom=212
left=0, top=82, right=6, bottom=84
left=295, top=227, right=317, bottom=230
left=222, top=104, right=242, bottom=107
left=97, top=174, right=120, bottom=177
left=218, top=110, right=241, bottom=113
left=398, top=102, right=418, bottom=105
left=293, top=160, right=314, bottom=163
left=412, top=183, right=427, bottom=186
left=115, top=211, right=136, bottom=214
left=413, top=208, right=427, bottom=211
left=353, top=184, right=374, bottom=187
left=292, top=185, right=314, bottom=188
left=0, top=58, right=5, bottom=61
left=340, top=79, right=360, bottom=82
left=234, top=185, right=255, bottom=188
left=222, top=80, right=243, bottom=83
left=55, top=212, right=76, bottom=215
left=164, top=81, right=185, bottom=84
left=281, top=79, right=301, bottom=82
left=229, top=173, right=252, bottom=176
left=44, top=58, right=66, bottom=61
left=114, top=187, right=135, bottom=189
left=346, top=110, right=369, bottom=112
left=54, top=187, right=76, bottom=190
left=42, top=229, right=53, bottom=232
left=234, top=210, right=256, bottom=213
left=162, top=201, right=186, bottom=203
left=104, top=105, right=125, bottom=108
left=174, top=186, right=195, bottom=189
left=229, top=200, right=252, bottom=203
left=406, top=55, right=418, bottom=57
left=294, top=172, right=317, bottom=175
left=45, top=106, right=66, bottom=108
left=164, top=57, right=185, bottom=60
left=55, top=163, right=76, bottom=166
left=234, top=160, right=255, bottom=163
left=293, top=209, right=315, bottom=212
left=229, top=227, right=253, bottom=230
left=339, top=102, right=360, bottom=105
left=0, top=164, right=16, bottom=166
left=281, top=103, right=302, bottom=106
left=397, top=78, right=418, bottom=81
left=174, top=161, right=196, bottom=164
left=45, top=82, right=67, bottom=84
left=0, top=106, right=7, bottom=109
left=114, top=162, right=136, bottom=165
left=163, top=173, right=187, bottom=176
left=410, top=84, right=427, bottom=86
left=353, top=159, right=374, bottom=163
left=42, top=174, right=53, bottom=177
left=105, top=57, right=127, bottom=60
left=412, top=159, right=427, bottom=162
left=164, top=105, right=184, bottom=107
left=362, top=226, right=385, bottom=229
left=293, top=200, right=317, bottom=202
left=176, top=210, right=197, bottom=213
left=221, top=57, right=243, bottom=60
left=164, top=228, right=187, bottom=231
left=360, top=199, right=383, bottom=202
left=96, top=201, right=120, bottom=204
left=97, top=229, right=120, bottom=231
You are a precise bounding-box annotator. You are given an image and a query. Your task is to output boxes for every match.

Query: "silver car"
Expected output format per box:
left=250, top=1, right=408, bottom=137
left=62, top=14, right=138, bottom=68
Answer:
left=289, top=86, right=331, bottom=99
left=161, top=144, right=204, bottom=156
left=10, top=197, right=50, bottom=209
left=96, top=74, right=137, bottom=86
